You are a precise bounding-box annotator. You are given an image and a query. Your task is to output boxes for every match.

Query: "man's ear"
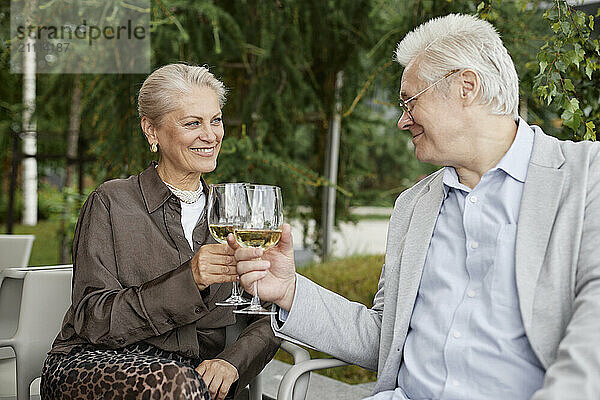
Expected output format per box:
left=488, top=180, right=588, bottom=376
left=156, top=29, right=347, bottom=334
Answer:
left=457, top=69, right=481, bottom=106
left=141, top=116, right=157, bottom=145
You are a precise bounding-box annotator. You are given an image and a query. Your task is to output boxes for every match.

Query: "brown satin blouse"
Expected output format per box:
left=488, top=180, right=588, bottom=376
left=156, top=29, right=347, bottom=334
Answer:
left=50, top=162, right=280, bottom=394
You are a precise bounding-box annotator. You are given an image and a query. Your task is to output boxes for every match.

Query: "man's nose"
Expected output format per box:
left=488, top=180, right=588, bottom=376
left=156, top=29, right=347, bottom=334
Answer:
left=397, top=111, right=413, bottom=130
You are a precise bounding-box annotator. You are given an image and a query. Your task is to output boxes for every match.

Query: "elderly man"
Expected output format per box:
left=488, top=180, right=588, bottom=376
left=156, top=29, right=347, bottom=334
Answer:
left=233, top=14, right=600, bottom=400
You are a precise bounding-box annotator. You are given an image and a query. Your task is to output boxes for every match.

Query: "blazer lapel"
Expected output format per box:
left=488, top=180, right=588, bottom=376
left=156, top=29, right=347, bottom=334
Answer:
left=393, top=173, right=445, bottom=344
left=516, top=129, right=565, bottom=330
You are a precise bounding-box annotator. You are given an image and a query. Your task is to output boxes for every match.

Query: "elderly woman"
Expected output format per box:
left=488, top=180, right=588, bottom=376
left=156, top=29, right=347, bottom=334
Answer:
left=41, top=64, right=281, bottom=400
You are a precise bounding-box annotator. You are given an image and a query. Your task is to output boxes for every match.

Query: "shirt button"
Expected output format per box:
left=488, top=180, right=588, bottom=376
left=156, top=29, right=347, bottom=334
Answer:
left=453, top=330, right=462, bottom=338
left=467, top=290, right=477, bottom=298
left=194, top=306, right=202, bottom=314
left=469, top=195, right=478, bottom=203
left=470, top=241, right=479, bottom=249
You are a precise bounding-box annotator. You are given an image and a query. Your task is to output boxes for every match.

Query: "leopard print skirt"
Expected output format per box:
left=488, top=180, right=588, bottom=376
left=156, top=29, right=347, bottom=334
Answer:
left=41, top=343, right=211, bottom=400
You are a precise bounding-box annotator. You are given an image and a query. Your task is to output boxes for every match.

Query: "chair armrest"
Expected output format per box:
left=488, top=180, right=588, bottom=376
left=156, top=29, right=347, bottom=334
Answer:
left=279, top=340, right=311, bottom=364
left=1, top=265, right=73, bottom=279
left=277, top=355, right=350, bottom=400
left=276, top=340, right=312, bottom=400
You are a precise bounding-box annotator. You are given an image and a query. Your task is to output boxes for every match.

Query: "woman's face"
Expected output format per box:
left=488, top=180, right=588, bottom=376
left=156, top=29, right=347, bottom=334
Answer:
left=155, top=86, right=224, bottom=176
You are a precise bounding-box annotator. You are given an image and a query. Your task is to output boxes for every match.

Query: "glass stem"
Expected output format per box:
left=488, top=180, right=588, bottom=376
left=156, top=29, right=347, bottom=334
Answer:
left=232, top=281, right=240, bottom=298
left=251, top=281, right=261, bottom=307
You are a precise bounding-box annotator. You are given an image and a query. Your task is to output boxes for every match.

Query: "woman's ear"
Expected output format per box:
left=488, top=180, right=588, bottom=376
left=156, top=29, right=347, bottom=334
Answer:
left=457, top=69, right=481, bottom=106
left=141, top=116, right=157, bottom=145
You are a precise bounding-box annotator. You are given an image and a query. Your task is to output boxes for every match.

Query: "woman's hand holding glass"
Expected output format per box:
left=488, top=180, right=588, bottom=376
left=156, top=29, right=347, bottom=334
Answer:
left=230, top=223, right=298, bottom=312
left=190, top=244, right=237, bottom=291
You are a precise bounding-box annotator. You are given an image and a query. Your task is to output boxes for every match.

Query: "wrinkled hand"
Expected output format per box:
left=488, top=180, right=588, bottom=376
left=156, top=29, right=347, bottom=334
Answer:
left=196, top=358, right=239, bottom=400
left=191, top=244, right=237, bottom=291
left=228, top=223, right=297, bottom=311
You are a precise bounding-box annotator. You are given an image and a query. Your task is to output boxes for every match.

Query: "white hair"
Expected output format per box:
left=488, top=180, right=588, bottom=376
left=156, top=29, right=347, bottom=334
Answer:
left=138, top=63, right=227, bottom=125
left=395, top=14, right=519, bottom=119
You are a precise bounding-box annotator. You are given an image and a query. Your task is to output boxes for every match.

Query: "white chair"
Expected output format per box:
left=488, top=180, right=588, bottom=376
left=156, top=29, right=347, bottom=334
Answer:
left=0, top=266, right=72, bottom=400
left=0, top=235, right=35, bottom=269
left=277, top=357, right=350, bottom=400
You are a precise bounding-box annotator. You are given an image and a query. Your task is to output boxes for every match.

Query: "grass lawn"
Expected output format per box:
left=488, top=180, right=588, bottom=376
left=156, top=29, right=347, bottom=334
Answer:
left=275, top=254, right=384, bottom=385
left=1, top=219, right=63, bottom=266
left=2, top=219, right=383, bottom=384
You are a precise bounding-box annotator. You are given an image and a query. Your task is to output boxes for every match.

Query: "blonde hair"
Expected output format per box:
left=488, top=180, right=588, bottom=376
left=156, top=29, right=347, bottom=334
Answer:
left=395, top=14, right=519, bottom=119
left=138, top=63, right=227, bottom=125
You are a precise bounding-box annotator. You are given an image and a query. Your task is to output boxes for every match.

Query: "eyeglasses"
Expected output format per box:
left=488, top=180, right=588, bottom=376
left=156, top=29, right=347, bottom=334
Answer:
left=399, top=69, right=459, bottom=123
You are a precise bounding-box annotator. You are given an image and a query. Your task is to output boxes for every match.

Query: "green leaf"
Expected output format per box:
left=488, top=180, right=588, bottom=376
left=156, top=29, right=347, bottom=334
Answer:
left=561, top=98, right=583, bottom=131
left=539, top=60, right=548, bottom=74
left=477, top=2, right=485, bottom=12
left=552, top=22, right=561, bottom=33
left=584, top=121, right=596, bottom=141
left=574, top=43, right=585, bottom=65
left=589, top=15, right=595, bottom=31
left=585, top=62, right=594, bottom=79
left=561, top=20, right=572, bottom=36
left=564, top=79, right=575, bottom=92
left=574, top=11, right=586, bottom=28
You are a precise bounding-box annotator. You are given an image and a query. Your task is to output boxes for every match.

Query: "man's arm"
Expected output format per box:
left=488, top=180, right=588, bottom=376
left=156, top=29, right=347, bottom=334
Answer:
left=271, top=273, right=384, bottom=371
left=233, top=224, right=385, bottom=371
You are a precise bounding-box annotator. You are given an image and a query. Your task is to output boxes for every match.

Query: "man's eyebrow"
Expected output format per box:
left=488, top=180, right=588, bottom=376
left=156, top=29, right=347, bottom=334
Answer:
left=400, top=90, right=410, bottom=99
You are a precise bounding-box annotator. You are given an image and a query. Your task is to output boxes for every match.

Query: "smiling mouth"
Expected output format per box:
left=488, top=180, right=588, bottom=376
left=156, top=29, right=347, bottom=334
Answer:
left=190, top=146, right=216, bottom=156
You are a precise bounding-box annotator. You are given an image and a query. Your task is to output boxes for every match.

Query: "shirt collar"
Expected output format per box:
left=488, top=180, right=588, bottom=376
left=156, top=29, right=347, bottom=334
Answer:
left=442, top=117, right=534, bottom=196
left=493, top=117, right=534, bottom=183
left=139, top=161, right=209, bottom=213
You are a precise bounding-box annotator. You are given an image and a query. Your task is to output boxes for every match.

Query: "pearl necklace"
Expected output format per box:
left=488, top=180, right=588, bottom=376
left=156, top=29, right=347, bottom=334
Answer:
left=163, top=181, right=204, bottom=204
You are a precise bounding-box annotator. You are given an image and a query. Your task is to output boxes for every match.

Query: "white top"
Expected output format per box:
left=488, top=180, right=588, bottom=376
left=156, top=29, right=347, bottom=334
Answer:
left=180, top=193, right=206, bottom=249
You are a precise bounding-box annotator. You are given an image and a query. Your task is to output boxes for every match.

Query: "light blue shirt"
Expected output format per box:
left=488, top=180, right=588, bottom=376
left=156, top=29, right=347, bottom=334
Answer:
left=367, top=119, right=545, bottom=400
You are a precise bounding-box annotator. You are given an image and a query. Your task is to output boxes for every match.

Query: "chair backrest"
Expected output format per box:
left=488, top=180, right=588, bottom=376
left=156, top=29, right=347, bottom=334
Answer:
left=0, top=235, right=35, bottom=268
left=15, top=267, right=72, bottom=385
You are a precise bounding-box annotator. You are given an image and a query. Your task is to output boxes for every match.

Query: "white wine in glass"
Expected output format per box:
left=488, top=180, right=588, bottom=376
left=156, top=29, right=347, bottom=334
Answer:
left=208, top=183, right=250, bottom=307
left=234, top=184, right=283, bottom=315
left=234, top=229, right=282, bottom=248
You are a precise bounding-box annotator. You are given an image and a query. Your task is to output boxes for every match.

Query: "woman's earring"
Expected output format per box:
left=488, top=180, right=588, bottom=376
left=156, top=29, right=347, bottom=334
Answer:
left=150, top=142, right=158, bottom=153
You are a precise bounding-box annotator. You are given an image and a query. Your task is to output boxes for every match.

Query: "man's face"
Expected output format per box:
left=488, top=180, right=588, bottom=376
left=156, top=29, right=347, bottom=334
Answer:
left=398, top=66, right=471, bottom=167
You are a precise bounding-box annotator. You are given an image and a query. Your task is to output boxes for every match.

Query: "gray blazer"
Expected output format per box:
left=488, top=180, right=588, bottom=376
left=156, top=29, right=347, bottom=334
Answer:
left=274, top=126, right=600, bottom=399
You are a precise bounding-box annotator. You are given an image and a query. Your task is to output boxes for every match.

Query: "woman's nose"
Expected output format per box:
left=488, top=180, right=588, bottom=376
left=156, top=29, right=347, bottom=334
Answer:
left=199, top=123, right=218, bottom=142
left=397, top=111, right=413, bottom=130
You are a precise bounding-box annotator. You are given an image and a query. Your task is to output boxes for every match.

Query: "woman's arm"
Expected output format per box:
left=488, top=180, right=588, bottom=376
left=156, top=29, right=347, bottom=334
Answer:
left=70, top=191, right=216, bottom=347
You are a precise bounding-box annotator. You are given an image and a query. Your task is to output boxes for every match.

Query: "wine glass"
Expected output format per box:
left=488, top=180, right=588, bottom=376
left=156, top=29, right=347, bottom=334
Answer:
left=234, top=184, right=283, bottom=315
left=208, top=183, right=250, bottom=306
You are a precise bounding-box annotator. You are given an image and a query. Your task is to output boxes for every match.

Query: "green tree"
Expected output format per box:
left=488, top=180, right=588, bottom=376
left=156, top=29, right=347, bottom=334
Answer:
left=533, top=0, right=599, bottom=140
